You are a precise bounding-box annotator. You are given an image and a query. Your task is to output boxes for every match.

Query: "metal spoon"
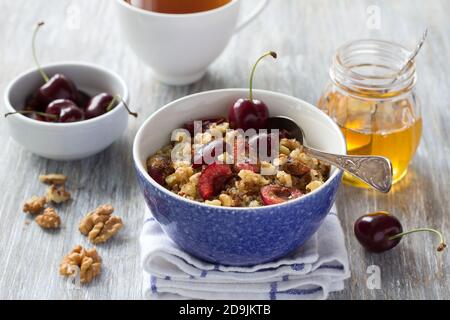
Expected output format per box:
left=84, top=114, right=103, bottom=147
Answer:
left=389, top=28, right=428, bottom=85
left=268, top=116, right=393, bottom=193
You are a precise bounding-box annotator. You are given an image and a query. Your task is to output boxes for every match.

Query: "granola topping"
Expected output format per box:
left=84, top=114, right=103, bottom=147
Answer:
left=146, top=120, right=330, bottom=207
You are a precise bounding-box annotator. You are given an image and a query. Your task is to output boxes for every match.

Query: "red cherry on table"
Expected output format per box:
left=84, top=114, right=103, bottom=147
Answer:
left=354, top=211, right=446, bottom=253
left=354, top=212, right=403, bottom=253
left=260, top=185, right=302, bottom=206
left=228, top=51, right=277, bottom=131
left=46, top=99, right=84, bottom=123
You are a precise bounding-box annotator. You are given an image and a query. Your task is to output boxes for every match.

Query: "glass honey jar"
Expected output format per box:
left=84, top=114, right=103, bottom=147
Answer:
left=318, top=39, right=422, bottom=188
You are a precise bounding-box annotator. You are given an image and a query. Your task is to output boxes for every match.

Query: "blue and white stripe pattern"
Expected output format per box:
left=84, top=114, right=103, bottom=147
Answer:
left=140, top=211, right=350, bottom=300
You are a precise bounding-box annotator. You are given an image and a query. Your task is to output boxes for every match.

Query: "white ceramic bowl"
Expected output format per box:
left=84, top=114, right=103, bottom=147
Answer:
left=4, top=62, right=129, bottom=160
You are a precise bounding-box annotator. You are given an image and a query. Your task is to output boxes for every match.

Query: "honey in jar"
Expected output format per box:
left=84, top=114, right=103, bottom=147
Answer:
left=318, top=40, right=422, bottom=187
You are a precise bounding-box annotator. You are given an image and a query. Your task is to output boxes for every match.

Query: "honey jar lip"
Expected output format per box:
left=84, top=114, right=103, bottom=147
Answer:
left=331, top=39, right=417, bottom=93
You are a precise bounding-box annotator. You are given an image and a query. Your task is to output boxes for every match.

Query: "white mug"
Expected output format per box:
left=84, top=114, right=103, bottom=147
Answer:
left=115, top=0, right=270, bottom=85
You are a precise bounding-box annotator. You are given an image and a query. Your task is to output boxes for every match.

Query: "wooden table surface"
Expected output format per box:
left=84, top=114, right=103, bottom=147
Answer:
left=0, top=0, right=449, bottom=300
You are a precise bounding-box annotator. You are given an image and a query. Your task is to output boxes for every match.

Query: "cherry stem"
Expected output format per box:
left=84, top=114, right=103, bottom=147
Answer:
left=112, top=95, right=138, bottom=118
left=4, top=110, right=58, bottom=120
left=389, top=228, right=446, bottom=252
left=32, top=21, right=49, bottom=83
left=106, top=95, right=119, bottom=112
left=249, top=51, right=277, bottom=101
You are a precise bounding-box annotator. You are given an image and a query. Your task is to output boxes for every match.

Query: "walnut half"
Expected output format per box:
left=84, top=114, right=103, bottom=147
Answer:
left=39, top=173, right=67, bottom=185
left=59, top=245, right=101, bottom=284
left=35, top=207, right=61, bottom=229
left=46, top=185, right=71, bottom=204
left=23, top=196, right=46, bottom=215
left=79, top=204, right=123, bottom=244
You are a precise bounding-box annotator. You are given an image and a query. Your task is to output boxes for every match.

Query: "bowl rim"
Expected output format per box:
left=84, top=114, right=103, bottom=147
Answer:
left=133, top=88, right=346, bottom=211
left=115, top=0, right=238, bottom=19
left=4, top=61, right=129, bottom=128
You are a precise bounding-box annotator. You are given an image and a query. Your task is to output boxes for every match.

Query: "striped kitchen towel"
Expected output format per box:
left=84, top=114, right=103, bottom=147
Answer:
left=140, top=209, right=350, bottom=300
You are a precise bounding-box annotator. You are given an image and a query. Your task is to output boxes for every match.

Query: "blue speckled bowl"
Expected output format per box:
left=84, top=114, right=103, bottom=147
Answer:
left=133, top=89, right=346, bottom=266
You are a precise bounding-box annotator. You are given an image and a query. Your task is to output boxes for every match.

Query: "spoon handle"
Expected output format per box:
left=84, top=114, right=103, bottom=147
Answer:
left=303, top=146, right=393, bottom=193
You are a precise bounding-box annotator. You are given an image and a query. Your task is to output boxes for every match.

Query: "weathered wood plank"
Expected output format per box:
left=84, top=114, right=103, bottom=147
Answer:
left=0, top=0, right=448, bottom=299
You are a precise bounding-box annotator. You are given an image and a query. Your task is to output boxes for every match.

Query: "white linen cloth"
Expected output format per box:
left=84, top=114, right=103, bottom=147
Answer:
left=140, top=208, right=350, bottom=300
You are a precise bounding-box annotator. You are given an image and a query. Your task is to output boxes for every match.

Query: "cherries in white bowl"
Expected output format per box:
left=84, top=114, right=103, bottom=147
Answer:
left=3, top=22, right=135, bottom=160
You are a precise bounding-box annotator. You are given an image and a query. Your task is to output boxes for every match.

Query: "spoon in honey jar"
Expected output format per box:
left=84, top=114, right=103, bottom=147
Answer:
left=389, top=28, right=428, bottom=85
left=267, top=116, right=393, bottom=193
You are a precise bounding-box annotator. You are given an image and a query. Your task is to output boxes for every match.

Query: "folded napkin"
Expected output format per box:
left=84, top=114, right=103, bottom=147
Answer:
left=140, top=208, right=350, bottom=300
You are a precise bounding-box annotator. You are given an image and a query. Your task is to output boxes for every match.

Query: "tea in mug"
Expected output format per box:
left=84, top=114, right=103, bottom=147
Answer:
left=125, top=0, right=232, bottom=14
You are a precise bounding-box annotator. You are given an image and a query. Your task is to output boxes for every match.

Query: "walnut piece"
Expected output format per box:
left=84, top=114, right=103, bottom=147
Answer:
left=219, top=194, right=235, bottom=207
left=46, top=185, right=71, bottom=204
left=276, top=171, right=293, bottom=187
left=205, top=199, right=222, bottom=206
left=306, top=180, right=324, bottom=192
left=23, top=196, right=46, bottom=214
left=39, top=173, right=67, bottom=185
left=165, top=166, right=194, bottom=188
left=35, top=207, right=61, bottom=229
left=236, top=170, right=270, bottom=194
left=79, top=204, right=123, bottom=244
left=59, top=245, right=101, bottom=284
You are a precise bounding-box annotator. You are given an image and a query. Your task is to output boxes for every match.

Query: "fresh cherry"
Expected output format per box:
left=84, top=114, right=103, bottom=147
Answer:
left=46, top=99, right=84, bottom=123
left=260, top=185, right=302, bottom=206
left=35, top=74, right=78, bottom=109
left=354, top=211, right=446, bottom=253
left=85, top=93, right=115, bottom=119
left=228, top=52, right=276, bottom=131
left=198, top=164, right=233, bottom=200
left=31, top=22, right=78, bottom=110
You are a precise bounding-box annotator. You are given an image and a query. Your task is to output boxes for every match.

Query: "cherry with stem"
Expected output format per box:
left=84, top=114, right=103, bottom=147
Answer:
left=32, top=21, right=78, bottom=108
left=354, top=211, right=446, bottom=253
left=32, top=21, right=49, bottom=82
left=228, top=51, right=277, bottom=131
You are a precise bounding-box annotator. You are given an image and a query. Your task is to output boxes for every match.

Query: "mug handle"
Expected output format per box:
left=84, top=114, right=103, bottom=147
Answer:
left=235, top=0, right=270, bottom=33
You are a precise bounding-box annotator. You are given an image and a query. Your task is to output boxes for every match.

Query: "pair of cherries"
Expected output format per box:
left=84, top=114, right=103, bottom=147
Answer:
left=5, top=22, right=137, bottom=123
